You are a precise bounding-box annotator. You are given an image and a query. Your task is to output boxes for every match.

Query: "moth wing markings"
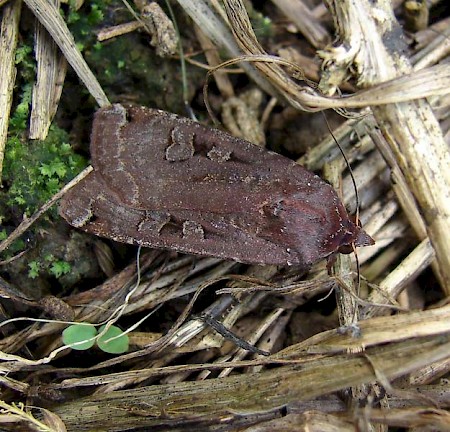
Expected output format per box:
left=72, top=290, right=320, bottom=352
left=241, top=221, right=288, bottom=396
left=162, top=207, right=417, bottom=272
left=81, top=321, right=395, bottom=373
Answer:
left=89, top=104, right=145, bottom=207
left=181, top=220, right=205, bottom=240
left=90, top=105, right=173, bottom=209
left=88, top=105, right=317, bottom=223
left=60, top=174, right=308, bottom=266
left=89, top=105, right=280, bottom=211
left=62, top=156, right=351, bottom=266
left=165, top=125, right=195, bottom=162
left=137, top=210, right=171, bottom=234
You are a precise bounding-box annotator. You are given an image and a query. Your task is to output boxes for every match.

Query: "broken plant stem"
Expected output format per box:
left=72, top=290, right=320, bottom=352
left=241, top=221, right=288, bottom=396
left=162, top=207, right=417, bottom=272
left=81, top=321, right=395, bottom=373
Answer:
left=320, top=0, right=450, bottom=294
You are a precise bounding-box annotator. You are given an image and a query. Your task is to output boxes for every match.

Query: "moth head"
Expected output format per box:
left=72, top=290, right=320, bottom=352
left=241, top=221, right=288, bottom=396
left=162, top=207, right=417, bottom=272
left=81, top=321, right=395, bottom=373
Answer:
left=336, top=221, right=374, bottom=255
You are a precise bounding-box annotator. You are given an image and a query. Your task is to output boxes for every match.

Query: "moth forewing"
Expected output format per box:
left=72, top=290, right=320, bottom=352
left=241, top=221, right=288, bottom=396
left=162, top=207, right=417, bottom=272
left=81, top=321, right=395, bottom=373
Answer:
left=59, top=104, right=373, bottom=268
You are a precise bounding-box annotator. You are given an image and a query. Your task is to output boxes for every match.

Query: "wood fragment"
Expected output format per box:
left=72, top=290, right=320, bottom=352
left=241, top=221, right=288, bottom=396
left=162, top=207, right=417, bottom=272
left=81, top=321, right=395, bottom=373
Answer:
left=97, top=21, right=142, bottom=41
left=362, top=238, right=435, bottom=318
left=178, top=0, right=279, bottom=97
left=0, top=0, right=22, bottom=180
left=412, top=16, right=450, bottom=51
left=29, top=0, right=67, bottom=140
left=194, top=25, right=235, bottom=98
left=24, top=0, right=109, bottom=106
left=403, top=0, right=429, bottom=32
left=369, top=128, right=444, bottom=286
left=139, top=1, right=178, bottom=57
left=413, top=25, right=450, bottom=70
left=51, top=335, right=450, bottom=430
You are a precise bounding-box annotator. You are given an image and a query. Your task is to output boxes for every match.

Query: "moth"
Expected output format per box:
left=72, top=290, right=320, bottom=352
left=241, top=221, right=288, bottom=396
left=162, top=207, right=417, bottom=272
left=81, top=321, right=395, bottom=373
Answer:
left=59, top=104, right=373, bottom=269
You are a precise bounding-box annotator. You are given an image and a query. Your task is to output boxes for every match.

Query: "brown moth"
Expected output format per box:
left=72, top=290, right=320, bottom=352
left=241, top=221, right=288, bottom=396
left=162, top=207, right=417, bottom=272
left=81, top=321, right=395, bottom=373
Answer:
left=59, top=104, right=373, bottom=268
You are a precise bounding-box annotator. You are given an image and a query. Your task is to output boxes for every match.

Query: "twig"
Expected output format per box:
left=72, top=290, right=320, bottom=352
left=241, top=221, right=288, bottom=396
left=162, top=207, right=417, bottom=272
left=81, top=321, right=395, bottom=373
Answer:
left=0, top=166, right=93, bottom=254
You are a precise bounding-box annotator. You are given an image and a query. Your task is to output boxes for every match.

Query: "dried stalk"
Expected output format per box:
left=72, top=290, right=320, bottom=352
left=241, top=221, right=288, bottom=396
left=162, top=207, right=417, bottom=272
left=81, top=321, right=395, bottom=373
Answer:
left=0, top=0, right=22, bottom=179
left=413, top=25, right=450, bottom=70
left=220, top=0, right=450, bottom=111
left=270, top=0, right=330, bottom=48
left=320, top=0, right=450, bottom=294
left=194, top=25, right=235, bottom=98
left=51, top=334, right=450, bottom=430
left=323, top=161, right=358, bottom=326
left=369, top=128, right=444, bottom=286
left=176, top=0, right=279, bottom=97
left=24, top=0, right=109, bottom=107
left=362, top=238, right=435, bottom=319
left=29, top=0, right=67, bottom=140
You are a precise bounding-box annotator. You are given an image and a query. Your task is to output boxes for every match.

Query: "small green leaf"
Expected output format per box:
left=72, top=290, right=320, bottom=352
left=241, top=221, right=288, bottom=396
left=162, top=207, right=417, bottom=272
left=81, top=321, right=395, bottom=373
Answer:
left=50, top=261, right=71, bottom=278
left=93, top=41, right=102, bottom=51
left=54, top=161, right=67, bottom=178
left=14, top=195, right=26, bottom=205
left=28, top=261, right=40, bottom=279
left=62, top=324, right=97, bottom=350
left=97, top=325, right=129, bottom=354
left=87, top=4, right=104, bottom=25
left=44, top=253, right=54, bottom=262
left=38, top=163, right=53, bottom=177
left=39, top=159, right=67, bottom=178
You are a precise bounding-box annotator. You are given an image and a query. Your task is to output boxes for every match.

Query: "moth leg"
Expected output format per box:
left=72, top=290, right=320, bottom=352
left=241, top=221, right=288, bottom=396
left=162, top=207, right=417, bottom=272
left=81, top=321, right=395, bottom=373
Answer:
left=326, top=252, right=338, bottom=274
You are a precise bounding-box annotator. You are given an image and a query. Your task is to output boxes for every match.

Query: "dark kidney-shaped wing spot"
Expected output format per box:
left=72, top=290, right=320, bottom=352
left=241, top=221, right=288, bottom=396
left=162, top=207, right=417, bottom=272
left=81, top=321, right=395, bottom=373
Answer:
left=165, top=127, right=195, bottom=162
left=182, top=220, right=205, bottom=240
left=207, top=146, right=232, bottom=163
left=137, top=211, right=171, bottom=234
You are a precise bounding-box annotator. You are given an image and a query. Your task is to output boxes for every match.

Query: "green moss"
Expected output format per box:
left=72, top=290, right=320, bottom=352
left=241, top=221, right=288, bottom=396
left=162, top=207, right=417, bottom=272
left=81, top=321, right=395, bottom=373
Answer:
left=50, top=260, right=72, bottom=278
left=67, top=0, right=107, bottom=34
left=1, top=37, right=87, bottom=219
left=14, top=43, right=34, bottom=81
left=27, top=255, right=72, bottom=280
left=65, top=1, right=201, bottom=113
left=28, top=261, right=40, bottom=279
left=3, top=121, right=86, bottom=216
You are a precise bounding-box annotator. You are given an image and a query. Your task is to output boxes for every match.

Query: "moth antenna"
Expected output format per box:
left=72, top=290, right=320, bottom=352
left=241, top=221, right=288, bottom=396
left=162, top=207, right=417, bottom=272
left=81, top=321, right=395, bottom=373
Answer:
left=322, top=113, right=362, bottom=295
left=321, top=113, right=360, bottom=225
